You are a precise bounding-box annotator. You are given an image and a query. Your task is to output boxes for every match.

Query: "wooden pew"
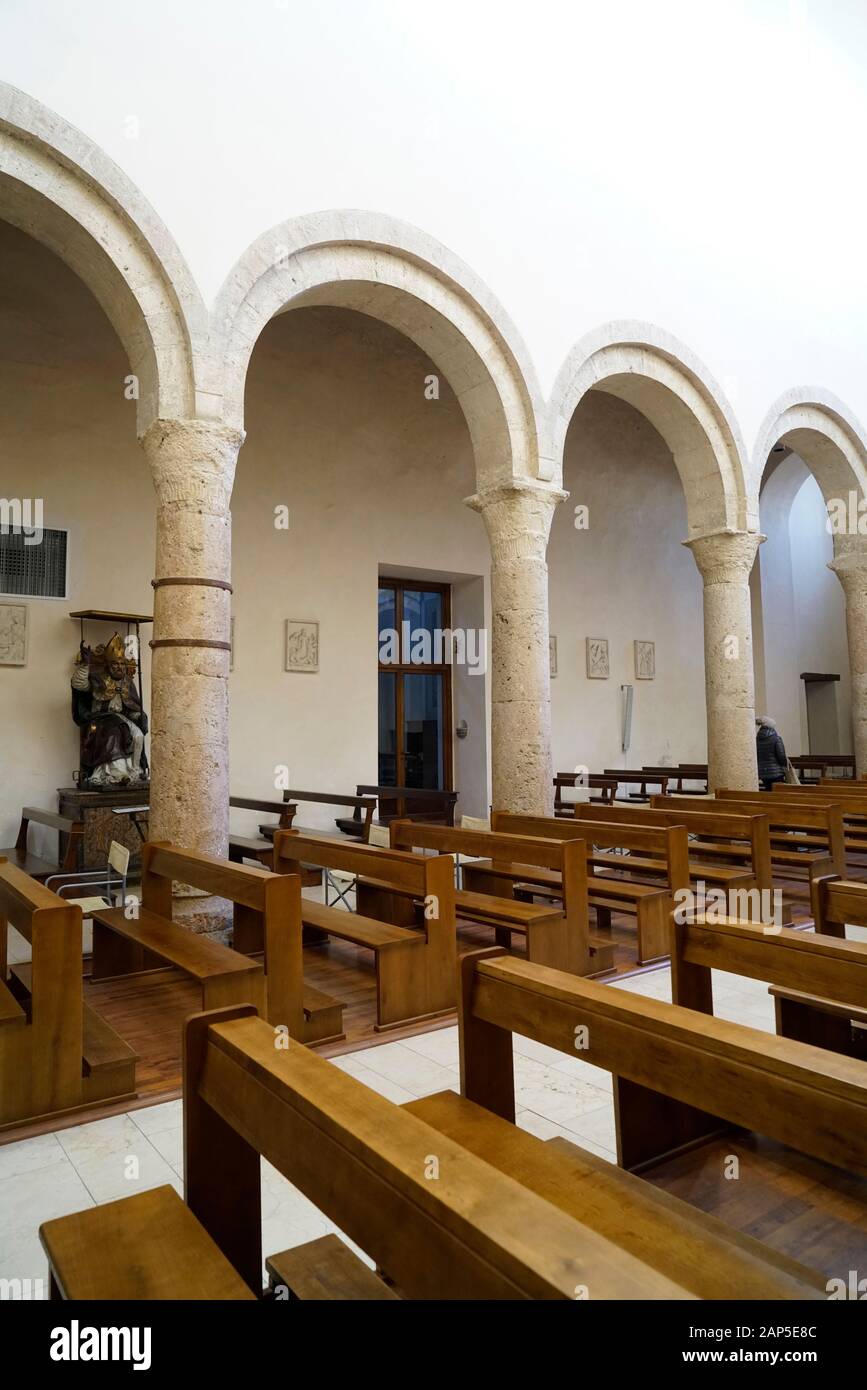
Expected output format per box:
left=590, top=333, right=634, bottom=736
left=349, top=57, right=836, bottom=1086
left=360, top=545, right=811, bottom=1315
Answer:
left=553, top=773, right=618, bottom=813
left=272, top=831, right=456, bottom=1030
left=0, top=807, right=84, bottom=883
left=404, top=952, right=831, bottom=1298
left=577, top=800, right=774, bottom=920
left=779, top=865, right=867, bottom=1056
left=463, top=811, right=690, bottom=965
left=0, top=860, right=135, bottom=1128
left=669, top=902, right=867, bottom=1062
left=42, top=1003, right=739, bottom=1300
left=90, top=843, right=344, bottom=1043
left=339, top=784, right=458, bottom=832
left=452, top=946, right=867, bottom=1183
left=386, top=819, right=610, bottom=976
left=769, top=782, right=867, bottom=860
left=791, top=755, right=855, bottom=782
left=710, top=790, right=846, bottom=882
left=601, top=770, right=670, bottom=800
left=643, top=764, right=709, bottom=794
left=229, top=794, right=297, bottom=868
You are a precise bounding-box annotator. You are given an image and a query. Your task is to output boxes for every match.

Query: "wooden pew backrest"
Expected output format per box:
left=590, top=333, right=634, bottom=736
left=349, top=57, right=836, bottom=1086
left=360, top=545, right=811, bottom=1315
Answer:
left=492, top=811, right=690, bottom=893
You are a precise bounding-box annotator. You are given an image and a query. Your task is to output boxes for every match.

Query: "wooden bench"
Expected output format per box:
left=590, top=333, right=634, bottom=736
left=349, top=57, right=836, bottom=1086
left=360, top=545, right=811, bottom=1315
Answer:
left=386, top=819, right=611, bottom=976
left=182, top=1005, right=816, bottom=1298
left=0, top=807, right=84, bottom=883
left=710, top=789, right=845, bottom=882
left=601, top=770, right=670, bottom=800
left=273, top=831, right=456, bottom=1030
left=403, top=951, right=830, bottom=1298
left=578, top=800, right=774, bottom=920
left=798, top=875, right=867, bottom=1054
left=553, top=773, right=618, bottom=813
left=0, top=860, right=135, bottom=1128
left=670, top=903, right=867, bottom=1062
left=337, top=784, right=458, bottom=833
left=43, top=1003, right=709, bottom=1299
left=90, top=842, right=344, bottom=1044
left=643, top=764, right=709, bottom=794
left=769, top=783, right=867, bottom=860
left=453, top=945, right=867, bottom=1191
left=229, top=794, right=297, bottom=869
left=465, top=811, right=691, bottom=965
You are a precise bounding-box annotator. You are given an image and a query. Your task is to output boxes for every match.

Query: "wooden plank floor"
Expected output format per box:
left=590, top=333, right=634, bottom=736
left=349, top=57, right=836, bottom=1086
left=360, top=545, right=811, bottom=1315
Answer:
left=645, top=1132, right=867, bottom=1280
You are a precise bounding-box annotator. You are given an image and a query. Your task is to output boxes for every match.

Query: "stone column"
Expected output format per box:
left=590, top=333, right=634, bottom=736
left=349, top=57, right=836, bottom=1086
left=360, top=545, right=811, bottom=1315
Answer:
left=829, top=543, right=867, bottom=775
left=467, top=483, right=565, bottom=815
left=141, top=419, right=243, bottom=860
left=685, top=530, right=763, bottom=792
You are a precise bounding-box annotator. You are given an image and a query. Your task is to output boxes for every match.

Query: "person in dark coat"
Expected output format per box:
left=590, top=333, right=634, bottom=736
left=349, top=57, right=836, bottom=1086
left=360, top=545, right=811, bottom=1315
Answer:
left=756, top=715, right=788, bottom=790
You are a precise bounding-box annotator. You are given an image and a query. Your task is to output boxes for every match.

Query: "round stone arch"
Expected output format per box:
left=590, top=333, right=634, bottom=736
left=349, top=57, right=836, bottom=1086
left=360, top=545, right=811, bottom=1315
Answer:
left=547, top=321, right=751, bottom=538
left=210, top=211, right=545, bottom=491
left=0, top=83, right=205, bottom=433
left=752, top=388, right=867, bottom=558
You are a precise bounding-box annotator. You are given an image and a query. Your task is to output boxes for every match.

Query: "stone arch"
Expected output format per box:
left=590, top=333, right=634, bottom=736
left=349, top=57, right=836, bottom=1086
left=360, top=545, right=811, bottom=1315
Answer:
left=752, top=389, right=867, bottom=558
left=0, top=82, right=205, bottom=433
left=547, top=321, right=751, bottom=537
left=210, top=211, right=544, bottom=490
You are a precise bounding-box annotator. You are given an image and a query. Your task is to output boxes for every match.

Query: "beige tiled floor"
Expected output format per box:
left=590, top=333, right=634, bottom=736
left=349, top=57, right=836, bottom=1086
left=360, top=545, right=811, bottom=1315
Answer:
left=0, top=963, right=792, bottom=1296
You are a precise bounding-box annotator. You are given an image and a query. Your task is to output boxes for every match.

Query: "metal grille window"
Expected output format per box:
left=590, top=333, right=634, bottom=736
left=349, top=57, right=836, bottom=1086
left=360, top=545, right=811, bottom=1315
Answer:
left=0, top=528, right=68, bottom=597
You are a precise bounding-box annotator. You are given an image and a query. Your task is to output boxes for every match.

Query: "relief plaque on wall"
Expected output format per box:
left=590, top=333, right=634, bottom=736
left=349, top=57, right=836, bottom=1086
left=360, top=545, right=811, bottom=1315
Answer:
left=634, top=639, right=655, bottom=679
left=586, top=636, right=609, bottom=679
left=0, top=602, right=27, bottom=665
left=285, top=619, right=319, bottom=673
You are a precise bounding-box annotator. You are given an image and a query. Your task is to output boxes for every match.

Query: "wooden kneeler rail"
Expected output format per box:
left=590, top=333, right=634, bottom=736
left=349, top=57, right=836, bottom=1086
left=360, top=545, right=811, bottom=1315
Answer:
left=457, top=948, right=867, bottom=1181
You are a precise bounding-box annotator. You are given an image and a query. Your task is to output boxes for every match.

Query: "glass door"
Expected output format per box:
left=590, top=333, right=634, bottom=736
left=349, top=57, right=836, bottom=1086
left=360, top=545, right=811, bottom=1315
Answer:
left=378, top=579, right=452, bottom=797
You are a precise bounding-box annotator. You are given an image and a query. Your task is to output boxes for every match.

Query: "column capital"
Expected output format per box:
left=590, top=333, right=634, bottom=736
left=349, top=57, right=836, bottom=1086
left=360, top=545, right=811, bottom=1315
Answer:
left=141, top=418, right=245, bottom=511
left=828, top=537, right=867, bottom=589
left=684, top=529, right=764, bottom=583
left=465, top=481, right=568, bottom=564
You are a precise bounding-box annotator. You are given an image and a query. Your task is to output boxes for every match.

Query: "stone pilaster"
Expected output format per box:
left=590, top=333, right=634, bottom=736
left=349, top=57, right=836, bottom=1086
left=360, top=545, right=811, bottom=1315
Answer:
left=140, top=419, right=243, bottom=861
left=829, top=541, right=867, bottom=776
left=467, top=483, right=565, bottom=814
left=685, top=530, right=763, bottom=792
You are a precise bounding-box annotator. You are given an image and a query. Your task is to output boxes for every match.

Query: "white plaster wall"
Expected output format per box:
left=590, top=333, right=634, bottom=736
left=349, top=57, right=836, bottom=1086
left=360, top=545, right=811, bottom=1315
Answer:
left=756, top=455, right=851, bottom=756
left=548, top=391, right=706, bottom=775
left=4, top=3, right=867, bottom=447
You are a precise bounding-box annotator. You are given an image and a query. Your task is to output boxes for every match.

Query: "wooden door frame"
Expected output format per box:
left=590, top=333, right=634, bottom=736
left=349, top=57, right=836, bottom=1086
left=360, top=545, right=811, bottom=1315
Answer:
left=378, top=578, right=454, bottom=792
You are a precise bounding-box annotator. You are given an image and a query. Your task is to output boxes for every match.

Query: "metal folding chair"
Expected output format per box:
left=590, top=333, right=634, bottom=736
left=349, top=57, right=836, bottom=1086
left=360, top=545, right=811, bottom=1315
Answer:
left=45, top=839, right=130, bottom=917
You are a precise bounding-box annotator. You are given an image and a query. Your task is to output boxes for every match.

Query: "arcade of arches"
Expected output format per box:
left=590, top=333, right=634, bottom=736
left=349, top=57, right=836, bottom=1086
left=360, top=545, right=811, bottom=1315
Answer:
left=5, top=86, right=867, bottom=1305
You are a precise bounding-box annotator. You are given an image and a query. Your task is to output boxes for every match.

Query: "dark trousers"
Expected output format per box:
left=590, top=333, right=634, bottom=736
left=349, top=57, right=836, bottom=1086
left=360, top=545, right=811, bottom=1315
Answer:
left=760, top=776, right=784, bottom=791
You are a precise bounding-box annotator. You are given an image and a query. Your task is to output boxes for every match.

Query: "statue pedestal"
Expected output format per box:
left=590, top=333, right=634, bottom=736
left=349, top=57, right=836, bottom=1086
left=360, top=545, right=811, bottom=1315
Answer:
left=57, top=785, right=150, bottom=871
